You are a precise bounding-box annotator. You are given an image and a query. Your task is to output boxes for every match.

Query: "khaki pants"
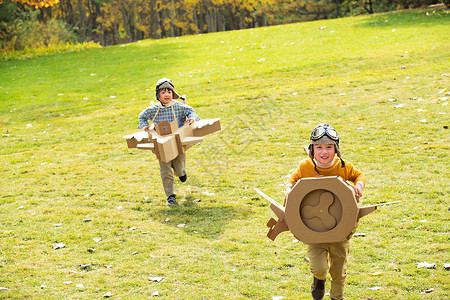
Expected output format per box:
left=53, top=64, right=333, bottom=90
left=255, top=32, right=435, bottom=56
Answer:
left=307, top=239, right=350, bottom=300
left=158, top=153, right=186, bottom=197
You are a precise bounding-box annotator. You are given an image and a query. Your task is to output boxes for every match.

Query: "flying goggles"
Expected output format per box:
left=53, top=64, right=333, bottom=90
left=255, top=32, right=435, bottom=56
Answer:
left=156, top=78, right=175, bottom=90
left=310, top=124, right=339, bottom=141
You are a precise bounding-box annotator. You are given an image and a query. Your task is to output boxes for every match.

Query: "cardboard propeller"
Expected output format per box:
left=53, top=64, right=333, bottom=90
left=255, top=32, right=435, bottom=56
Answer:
left=124, top=118, right=221, bottom=163
left=256, top=176, right=399, bottom=244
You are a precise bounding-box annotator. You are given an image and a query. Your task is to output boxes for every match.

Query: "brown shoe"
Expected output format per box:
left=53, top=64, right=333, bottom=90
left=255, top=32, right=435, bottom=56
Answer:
left=311, top=277, right=325, bottom=299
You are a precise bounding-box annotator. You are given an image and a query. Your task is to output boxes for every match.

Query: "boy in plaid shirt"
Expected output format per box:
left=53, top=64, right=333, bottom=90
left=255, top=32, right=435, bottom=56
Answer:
left=138, top=78, right=200, bottom=206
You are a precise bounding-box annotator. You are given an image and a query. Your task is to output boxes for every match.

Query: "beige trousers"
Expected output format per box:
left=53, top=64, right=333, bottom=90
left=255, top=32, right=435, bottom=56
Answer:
left=158, top=153, right=186, bottom=197
left=307, top=239, right=350, bottom=300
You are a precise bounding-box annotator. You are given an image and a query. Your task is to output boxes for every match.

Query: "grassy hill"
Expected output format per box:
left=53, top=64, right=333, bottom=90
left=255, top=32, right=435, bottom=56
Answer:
left=0, top=8, right=449, bottom=299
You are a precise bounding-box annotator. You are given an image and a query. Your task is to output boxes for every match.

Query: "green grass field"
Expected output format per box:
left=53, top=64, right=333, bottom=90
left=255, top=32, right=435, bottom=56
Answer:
left=1, top=8, right=449, bottom=299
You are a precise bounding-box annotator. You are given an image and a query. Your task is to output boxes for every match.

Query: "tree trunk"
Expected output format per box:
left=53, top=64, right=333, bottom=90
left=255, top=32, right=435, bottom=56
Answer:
left=153, top=0, right=161, bottom=39
left=77, top=0, right=85, bottom=38
left=217, top=8, right=225, bottom=31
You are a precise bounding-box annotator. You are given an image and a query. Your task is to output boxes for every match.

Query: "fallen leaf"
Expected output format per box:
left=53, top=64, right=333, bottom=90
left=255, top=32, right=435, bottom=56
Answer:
left=371, top=271, right=383, bottom=276
left=80, top=264, right=92, bottom=270
left=417, top=262, right=436, bottom=269
left=353, top=233, right=366, bottom=237
left=103, top=292, right=114, bottom=298
left=52, top=242, right=65, bottom=249
left=148, top=277, right=164, bottom=282
left=420, top=288, right=434, bottom=294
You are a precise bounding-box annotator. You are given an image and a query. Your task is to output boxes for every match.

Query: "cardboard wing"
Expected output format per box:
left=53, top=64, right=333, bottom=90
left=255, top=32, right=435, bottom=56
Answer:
left=124, top=118, right=221, bottom=163
left=259, top=176, right=399, bottom=243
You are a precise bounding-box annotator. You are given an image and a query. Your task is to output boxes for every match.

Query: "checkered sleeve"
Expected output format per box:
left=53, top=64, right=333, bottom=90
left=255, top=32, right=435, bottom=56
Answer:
left=137, top=105, right=159, bottom=129
left=173, top=102, right=200, bottom=128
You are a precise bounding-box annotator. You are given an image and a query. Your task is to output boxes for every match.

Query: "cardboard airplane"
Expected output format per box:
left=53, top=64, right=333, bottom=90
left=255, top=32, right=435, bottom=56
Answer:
left=124, top=118, right=221, bottom=163
left=256, top=176, right=399, bottom=244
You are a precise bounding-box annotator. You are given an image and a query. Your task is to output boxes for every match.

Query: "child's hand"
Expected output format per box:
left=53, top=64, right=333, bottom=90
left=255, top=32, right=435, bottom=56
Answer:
left=284, top=184, right=293, bottom=199
left=144, top=125, right=151, bottom=132
left=354, top=182, right=363, bottom=199
left=185, top=118, right=195, bottom=125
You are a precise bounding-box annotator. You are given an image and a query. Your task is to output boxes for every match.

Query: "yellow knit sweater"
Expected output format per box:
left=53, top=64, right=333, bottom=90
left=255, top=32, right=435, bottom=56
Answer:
left=287, top=157, right=366, bottom=187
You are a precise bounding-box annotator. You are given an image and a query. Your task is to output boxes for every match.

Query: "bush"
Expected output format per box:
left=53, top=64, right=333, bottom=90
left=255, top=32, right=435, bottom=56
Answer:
left=0, top=2, right=80, bottom=51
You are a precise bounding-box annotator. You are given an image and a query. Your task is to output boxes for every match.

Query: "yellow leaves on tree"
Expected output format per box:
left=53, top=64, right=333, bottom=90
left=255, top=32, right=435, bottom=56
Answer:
left=1, top=0, right=60, bottom=8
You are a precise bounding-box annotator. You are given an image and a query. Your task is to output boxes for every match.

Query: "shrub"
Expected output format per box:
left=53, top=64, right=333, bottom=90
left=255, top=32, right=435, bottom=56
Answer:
left=0, top=2, right=80, bottom=51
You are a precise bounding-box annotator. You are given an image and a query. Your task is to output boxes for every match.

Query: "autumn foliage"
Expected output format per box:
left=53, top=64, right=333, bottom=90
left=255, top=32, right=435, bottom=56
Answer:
left=0, top=0, right=59, bottom=8
left=0, top=0, right=446, bottom=51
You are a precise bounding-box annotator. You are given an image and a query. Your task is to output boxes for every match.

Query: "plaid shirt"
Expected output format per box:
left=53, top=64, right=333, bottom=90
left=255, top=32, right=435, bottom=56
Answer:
left=138, top=101, right=200, bottom=129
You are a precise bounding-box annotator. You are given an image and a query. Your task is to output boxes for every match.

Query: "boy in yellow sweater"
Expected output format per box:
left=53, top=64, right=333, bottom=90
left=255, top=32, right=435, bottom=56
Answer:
left=285, top=123, right=366, bottom=300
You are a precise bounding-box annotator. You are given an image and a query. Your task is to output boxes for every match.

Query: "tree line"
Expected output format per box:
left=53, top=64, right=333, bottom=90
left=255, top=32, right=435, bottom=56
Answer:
left=0, top=0, right=447, bottom=50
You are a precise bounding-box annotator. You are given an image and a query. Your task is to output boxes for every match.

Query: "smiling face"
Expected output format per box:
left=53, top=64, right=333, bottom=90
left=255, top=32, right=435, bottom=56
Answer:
left=313, top=144, right=336, bottom=165
left=158, top=88, right=173, bottom=105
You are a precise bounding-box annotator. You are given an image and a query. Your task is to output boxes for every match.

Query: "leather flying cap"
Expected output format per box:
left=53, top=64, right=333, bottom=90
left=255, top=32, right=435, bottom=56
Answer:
left=155, top=78, right=180, bottom=100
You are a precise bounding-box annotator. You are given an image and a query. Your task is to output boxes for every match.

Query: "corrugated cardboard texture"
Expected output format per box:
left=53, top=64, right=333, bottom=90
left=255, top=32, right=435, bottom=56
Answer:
left=285, top=176, right=359, bottom=244
left=124, top=119, right=221, bottom=163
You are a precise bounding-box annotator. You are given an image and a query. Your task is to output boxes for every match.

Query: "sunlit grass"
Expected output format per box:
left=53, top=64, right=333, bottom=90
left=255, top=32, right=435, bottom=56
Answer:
left=1, top=8, right=449, bottom=299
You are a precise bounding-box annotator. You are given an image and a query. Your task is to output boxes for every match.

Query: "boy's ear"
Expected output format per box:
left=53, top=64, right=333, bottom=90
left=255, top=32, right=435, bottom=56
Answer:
left=303, top=145, right=310, bottom=155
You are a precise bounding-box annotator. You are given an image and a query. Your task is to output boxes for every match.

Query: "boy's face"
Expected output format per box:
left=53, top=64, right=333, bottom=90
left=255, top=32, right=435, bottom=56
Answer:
left=158, top=88, right=173, bottom=105
left=313, top=144, right=336, bottom=165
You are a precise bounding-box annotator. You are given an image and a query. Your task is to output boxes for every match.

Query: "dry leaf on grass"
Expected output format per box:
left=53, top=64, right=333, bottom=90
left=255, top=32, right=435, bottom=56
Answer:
left=80, top=264, right=92, bottom=271
left=148, top=277, right=164, bottom=282
left=52, top=242, right=65, bottom=249
left=103, top=291, right=114, bottom=298
left=353, top=232, right=366, bottom=237
left=420, top=288, right=434, bottom=294
left=417, top=262, right=437, bottom=269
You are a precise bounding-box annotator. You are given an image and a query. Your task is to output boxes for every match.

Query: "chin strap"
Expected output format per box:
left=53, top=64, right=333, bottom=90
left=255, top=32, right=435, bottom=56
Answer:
left=311, top=157, right=345, bottom=175
left=149, top=102, right=177, bottom=127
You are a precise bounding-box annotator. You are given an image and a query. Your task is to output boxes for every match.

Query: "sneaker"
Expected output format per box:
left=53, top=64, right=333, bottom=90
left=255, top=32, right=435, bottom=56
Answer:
left=311, top=277, right=325, bottom=300
left=166, top=195, right=178, bottom=206
left=179, top=174, right=187, bottom=182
